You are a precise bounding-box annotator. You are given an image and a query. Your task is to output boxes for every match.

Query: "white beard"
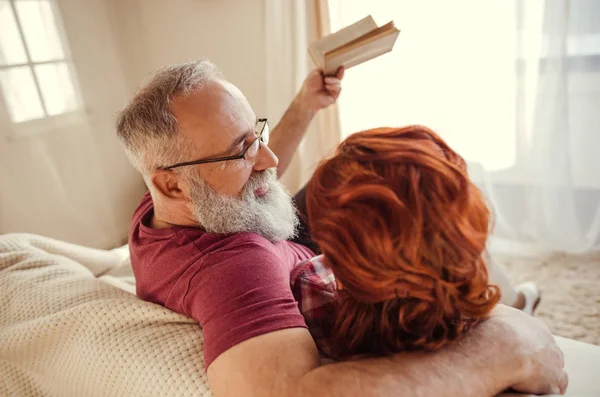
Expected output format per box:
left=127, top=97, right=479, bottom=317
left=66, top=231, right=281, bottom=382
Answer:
left=187, top=168, right=299, bottom=242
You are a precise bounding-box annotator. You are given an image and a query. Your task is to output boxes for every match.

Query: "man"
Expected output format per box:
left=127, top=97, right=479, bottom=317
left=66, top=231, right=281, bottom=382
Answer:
left=117, top=59, right=567, bottom=396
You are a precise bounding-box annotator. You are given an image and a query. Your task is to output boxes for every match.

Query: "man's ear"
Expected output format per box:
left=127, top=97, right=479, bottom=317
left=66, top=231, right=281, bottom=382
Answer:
left=151, top=169, right=188, bottom=201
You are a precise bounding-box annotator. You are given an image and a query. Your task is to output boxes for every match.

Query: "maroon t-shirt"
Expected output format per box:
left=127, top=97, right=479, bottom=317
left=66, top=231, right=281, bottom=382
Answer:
left=129, top=193, right=314, bottom=367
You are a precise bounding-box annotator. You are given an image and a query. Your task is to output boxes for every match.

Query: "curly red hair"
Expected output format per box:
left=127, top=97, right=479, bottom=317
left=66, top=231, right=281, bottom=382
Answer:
left=305, top=126, right=500, bottom=358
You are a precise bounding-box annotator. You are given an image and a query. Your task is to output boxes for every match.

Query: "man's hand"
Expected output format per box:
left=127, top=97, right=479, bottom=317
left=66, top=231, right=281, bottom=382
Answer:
left=482, top=305, right=569, bottom=395
left=296, top=68, right=345, bottom=114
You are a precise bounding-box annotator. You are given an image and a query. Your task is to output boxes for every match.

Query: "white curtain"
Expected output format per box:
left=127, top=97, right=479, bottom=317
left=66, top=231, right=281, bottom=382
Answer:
left=328, top=0, right=600, bottom=255
left=264, top=0, right=342, bottom=192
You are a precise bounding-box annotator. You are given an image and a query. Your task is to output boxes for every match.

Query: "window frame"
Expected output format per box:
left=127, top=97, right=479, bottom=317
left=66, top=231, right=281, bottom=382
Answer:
left=0, top=0, right=84, bottom=139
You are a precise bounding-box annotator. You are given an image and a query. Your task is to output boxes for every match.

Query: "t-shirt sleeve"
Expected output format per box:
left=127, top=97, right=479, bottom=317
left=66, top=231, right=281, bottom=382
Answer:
left=182, top=242, right=307, bottom=367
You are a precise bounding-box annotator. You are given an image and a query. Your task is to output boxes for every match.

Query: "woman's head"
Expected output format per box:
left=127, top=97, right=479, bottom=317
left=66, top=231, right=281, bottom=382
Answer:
left=305, top=126, right=500, bottom=357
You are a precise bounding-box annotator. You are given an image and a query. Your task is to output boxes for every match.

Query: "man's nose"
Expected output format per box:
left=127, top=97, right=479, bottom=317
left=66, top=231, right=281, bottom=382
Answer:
left=253, top=142, right=279, bottom=171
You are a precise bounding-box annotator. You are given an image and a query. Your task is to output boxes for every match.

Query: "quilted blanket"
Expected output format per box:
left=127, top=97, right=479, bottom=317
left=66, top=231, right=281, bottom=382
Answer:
left=0, top=233, right=212, bottom=397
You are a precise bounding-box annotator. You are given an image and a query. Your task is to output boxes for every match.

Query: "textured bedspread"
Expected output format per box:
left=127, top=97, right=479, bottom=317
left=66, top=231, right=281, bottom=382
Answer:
left=0, top=233, right=212, bottom=397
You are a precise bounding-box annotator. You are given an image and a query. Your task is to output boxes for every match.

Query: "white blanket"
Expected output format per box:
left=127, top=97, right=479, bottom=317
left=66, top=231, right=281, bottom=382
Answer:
left=0, top=233, right=212, bottom=397
left=1, top=233, right=598, bottom=397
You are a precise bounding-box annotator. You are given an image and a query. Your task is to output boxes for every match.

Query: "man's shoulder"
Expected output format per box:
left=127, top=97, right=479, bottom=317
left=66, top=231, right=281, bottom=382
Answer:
left=131, top=230, right=281, bottom=310
left=211, top=232, right=283, bottom=253
left=206, top=233, right=315, bottom=275
left=202, top=232, right=291, bottom=270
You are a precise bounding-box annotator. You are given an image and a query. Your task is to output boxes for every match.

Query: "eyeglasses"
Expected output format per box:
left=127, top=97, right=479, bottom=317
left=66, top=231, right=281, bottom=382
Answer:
left=162, top=118, right=269, bottom=170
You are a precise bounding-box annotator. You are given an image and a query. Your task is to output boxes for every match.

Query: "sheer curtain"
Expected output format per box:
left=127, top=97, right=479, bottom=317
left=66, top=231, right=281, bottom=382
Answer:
left=328, top=0, right=600, bottom=255
left=264, top=0, right=342, bottom=192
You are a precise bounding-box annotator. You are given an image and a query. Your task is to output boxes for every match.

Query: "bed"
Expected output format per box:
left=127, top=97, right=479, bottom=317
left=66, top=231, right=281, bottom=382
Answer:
left=0, top=233, right=598, bottom=396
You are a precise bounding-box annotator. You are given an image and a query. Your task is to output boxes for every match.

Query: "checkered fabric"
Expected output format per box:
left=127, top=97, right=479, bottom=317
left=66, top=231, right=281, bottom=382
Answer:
left=290, top=255, right=338, bottom=357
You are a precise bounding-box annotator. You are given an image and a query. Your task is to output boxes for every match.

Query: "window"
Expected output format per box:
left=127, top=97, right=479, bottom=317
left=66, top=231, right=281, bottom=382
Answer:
left=327, top=0, right=600, bottom=175
left=328, top=0, right=519, bottom=172
left=0, top=0, right=80, bottom=124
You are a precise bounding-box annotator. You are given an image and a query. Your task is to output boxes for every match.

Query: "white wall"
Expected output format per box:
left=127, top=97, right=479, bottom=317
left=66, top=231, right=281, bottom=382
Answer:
left=107, top=0, right=268, bottom=115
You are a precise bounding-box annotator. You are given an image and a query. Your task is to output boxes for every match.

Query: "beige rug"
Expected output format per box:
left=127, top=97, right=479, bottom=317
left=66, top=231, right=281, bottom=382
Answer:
left=497, top=253, right=600, bottom=346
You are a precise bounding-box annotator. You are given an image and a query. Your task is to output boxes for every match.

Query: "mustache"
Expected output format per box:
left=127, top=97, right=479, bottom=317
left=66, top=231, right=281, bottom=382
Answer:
left=243, top=168, right=278, bottom=194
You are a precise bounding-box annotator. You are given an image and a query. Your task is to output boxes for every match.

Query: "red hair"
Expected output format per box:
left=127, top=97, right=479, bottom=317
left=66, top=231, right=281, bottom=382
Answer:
left=305, top=126, right=500, bottom=358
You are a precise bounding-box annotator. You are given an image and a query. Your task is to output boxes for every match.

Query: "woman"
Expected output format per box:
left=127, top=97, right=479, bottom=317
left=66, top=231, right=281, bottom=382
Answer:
left=291, top=125, right=517, bottom=359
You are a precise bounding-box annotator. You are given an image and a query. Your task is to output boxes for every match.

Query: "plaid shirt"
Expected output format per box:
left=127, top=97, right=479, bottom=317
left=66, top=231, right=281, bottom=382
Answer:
left=290, top=255, right=337, bottom=357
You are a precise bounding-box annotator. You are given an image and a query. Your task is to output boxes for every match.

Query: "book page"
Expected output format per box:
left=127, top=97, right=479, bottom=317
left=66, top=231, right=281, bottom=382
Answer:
left=327, top=22, right=397, bottom=56
left=323, top=28, right=400, bottom=75
left=308, top=15, right=377, bottom=68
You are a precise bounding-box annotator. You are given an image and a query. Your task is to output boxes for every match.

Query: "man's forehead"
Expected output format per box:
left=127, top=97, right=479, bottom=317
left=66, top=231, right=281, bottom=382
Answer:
left=171, top=80, right=253, bottom=126
left=170, top=79, right=255, bottom=153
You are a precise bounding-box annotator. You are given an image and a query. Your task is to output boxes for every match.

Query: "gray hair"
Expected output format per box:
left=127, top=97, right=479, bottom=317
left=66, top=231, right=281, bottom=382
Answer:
left=116, top=59, right=221, bottom=186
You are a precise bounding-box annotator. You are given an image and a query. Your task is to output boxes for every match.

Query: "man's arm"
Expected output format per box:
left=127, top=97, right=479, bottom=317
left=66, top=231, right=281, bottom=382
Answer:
left=208, top=305, right=568, bottom=397
left=268, top=68, right=344, bottom=177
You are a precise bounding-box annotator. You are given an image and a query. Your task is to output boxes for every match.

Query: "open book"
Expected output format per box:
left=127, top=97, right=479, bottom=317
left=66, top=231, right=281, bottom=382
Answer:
left=309, top=15, right=400, bottom=75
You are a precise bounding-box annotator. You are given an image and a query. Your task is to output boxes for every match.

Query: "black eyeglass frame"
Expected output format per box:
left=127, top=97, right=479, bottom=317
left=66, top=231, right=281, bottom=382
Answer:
left=162, top=118, right=269, bottom=170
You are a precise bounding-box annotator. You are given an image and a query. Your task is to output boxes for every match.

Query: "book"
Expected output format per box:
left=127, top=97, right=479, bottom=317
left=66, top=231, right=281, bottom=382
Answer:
left=309, top=15, right=400, bottom=75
